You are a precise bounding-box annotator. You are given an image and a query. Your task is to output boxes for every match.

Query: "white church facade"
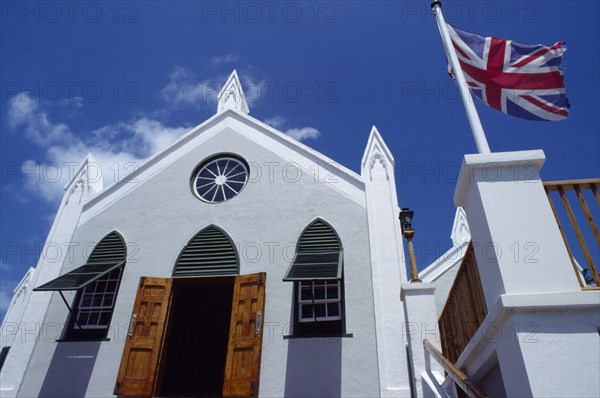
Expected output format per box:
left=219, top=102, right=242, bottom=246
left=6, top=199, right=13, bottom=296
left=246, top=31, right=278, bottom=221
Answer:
left=1, top=71, right=599, bottom=398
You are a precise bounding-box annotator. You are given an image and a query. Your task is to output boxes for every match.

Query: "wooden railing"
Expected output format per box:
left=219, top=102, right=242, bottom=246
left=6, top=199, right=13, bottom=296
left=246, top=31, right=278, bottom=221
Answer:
left=544, top=179, right=600, bottom=288
left=424, top=339, right=488, bottom=398
left=438, top=243, right=487, bottom=364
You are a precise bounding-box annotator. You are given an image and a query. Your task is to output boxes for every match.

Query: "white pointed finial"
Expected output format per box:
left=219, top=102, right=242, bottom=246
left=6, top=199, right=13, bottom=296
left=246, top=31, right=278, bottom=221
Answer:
left=63, top=152, right=103, bottom=205
left=450, top=206, right=471, bottom=246
left=361, top=126, right=395, bottom=180
left=217, top=70, right=249, bottom=114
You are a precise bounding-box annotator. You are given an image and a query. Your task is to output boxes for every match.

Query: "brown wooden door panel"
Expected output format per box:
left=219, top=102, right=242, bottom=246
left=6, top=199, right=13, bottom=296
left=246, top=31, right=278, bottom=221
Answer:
left=114, top=277, right=173, bottom=397
left=223, top=273, right=266, bottom=397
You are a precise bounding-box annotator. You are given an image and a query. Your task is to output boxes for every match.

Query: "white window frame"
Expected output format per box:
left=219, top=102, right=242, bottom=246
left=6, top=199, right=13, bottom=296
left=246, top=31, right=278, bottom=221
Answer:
left=193, top=156, right=249, bottom=203
left=298, top=280, right=342, bottom=323
left=75, top=267, right=122, bottom=329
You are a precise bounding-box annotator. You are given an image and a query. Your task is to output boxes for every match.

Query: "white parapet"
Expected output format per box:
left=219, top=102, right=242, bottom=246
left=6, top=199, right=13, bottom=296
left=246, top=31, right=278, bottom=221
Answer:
left=451, top=150, right=596, bottom=397
left=454, top=150, right=580, bottom=310
left=401, top=283, right=443, bottom=398
left=455, top=291, right=600, bottom=397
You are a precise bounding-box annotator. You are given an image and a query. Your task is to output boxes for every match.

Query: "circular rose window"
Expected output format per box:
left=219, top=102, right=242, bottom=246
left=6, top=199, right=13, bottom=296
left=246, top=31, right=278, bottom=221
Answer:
left=193, top=156, right=249, bottom=203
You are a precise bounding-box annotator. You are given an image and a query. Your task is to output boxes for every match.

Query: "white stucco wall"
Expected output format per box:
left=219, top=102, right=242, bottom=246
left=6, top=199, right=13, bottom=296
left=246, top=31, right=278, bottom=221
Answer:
left=455, top=292, right=600, bottom=398
left=420, top=245, right=465, bottom=318
left=454, top=151, right=581, bottom=310
left=18, top=121, right=381, bottom=397
left=420, top=208, right=471, bottom=317
left=1, top=158, right=94, bottom=398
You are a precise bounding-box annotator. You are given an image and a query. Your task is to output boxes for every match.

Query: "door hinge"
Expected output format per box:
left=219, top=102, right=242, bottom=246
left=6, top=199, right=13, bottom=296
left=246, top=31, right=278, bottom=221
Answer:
left=258, top=272, right=264, bottom=286
left=250, top=381, right=256, bottom=397
left=114, top=381, right=121, bottom=395
left=139, top=276, right=145, bottom=288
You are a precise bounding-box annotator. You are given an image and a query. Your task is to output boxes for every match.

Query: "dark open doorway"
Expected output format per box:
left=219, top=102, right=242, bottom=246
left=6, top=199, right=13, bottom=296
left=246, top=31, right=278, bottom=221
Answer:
left=158, top=277, right=234, bottom=398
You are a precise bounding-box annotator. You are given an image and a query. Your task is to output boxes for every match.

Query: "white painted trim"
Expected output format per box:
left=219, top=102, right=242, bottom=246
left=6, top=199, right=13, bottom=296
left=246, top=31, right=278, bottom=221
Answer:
left=244, top=112, right=364, bottom=185
left=80, top=110, right=366, bottom=224
left=81, top=111, right=225, bottom=213
left=217, top=70, right=249, bottom=114
left=361, top=126, right=395, bottom=170
left=298, top=280, right=342, bottom=322
left=362, top=125, right=411, bottom=396
left=419, top=241, right=469, bottom=283
left=11, top=267, right=35, bottom=297
left=450, top=207, right=470, bottom=247
left=400, top=282, right=436, bottom=301
left=454, top=150, right=546, bottom=206
left=420, top=370, right=447, bottom=398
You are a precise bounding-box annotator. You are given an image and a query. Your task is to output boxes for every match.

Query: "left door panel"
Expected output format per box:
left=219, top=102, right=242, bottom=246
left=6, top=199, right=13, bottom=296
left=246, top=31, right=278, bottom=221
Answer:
left=114, top=277, right=173, bottom=397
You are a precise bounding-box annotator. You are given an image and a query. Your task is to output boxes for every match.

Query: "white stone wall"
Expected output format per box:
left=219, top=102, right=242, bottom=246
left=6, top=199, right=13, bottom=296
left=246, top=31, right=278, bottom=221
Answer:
left=18, top=122, right=381, bottom=397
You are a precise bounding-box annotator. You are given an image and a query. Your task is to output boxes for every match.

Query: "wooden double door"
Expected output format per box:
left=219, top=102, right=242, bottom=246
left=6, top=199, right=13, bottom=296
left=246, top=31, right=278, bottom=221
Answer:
left=114, top=273, right=266, bottom=397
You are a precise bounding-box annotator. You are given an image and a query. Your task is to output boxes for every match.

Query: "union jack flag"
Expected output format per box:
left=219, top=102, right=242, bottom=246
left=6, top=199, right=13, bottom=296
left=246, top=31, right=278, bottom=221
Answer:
left=447, top=24, right=570, bottom=121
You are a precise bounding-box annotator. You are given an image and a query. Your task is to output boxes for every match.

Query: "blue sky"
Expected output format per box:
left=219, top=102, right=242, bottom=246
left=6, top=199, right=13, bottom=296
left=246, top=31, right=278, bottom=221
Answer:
left=1, top=1, right=599, bottom=320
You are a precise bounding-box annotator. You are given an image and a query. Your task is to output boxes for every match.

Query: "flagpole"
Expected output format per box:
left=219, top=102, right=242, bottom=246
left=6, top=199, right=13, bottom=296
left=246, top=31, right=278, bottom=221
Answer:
left=431, top=1, right=491, bottom=154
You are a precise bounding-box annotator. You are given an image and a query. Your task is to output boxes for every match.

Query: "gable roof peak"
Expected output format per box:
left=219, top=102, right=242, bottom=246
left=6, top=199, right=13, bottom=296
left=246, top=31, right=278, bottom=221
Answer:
left=217, top=70, right=249, bottom=114
left=361, top=125, right=395, bottom=172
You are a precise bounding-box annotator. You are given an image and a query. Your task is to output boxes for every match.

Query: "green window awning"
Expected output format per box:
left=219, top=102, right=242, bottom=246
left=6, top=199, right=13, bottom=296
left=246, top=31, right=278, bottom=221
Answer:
left=173, top=225, right=239, bottom=276
left=34, top=232, right=126, bottom=292
left=283, top=220, right=343, bottom=281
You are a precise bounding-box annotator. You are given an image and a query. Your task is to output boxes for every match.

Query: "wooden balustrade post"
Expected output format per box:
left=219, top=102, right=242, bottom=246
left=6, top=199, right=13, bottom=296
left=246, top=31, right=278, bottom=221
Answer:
left=544, top=178, right=600, bottom=287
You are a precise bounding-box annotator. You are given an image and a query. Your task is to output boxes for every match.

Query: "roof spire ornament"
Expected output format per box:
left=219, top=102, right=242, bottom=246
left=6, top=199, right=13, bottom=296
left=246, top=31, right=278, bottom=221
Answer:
left=217, top=70, right=249, bottom=114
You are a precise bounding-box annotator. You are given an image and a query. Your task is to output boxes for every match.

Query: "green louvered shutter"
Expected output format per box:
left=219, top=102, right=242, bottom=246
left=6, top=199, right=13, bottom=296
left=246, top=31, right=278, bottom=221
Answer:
left=283, top=220, right=343, bottom=281
left=173, top=226, right=239, bottom=276
left=87, top=232, right=126, bottom=263
left=34, top=232, right=126, bottom=291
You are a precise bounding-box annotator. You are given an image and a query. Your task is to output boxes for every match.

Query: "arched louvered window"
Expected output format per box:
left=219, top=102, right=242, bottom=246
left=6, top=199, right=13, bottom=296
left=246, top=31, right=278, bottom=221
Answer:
left=87, top=232, right=126, bottom=263
left=283, top=220, right=347, bottom=337
left=35, top=231, right=127, bottom=340
left=173, top=226, right=239, bottom=276
left=283, top=219, right=343, bottom=281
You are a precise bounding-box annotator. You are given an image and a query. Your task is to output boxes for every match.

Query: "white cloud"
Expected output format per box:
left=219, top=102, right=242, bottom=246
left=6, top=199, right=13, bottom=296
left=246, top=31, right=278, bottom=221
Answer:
left=161, top=67, right=219, bottom=107
left=160, top=66, right=267, bottom=109
left=126, top=118, right=189, bottom=155
left=7, top=95, right=74, bottom=146
left=265, top=116, right=287, bottom=129
left=210, top=53, right=240, bottom=66
left=8, top=94, right=190, bottom=204
left=56, top=96, right=84, bottom=108
left=265, top=115, right=321, bottom=141
left=284, top=127, right=321, bottom=141
left=92, top=118, right=189, bottom=157
left=7, top=65, right=321, bottom=205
